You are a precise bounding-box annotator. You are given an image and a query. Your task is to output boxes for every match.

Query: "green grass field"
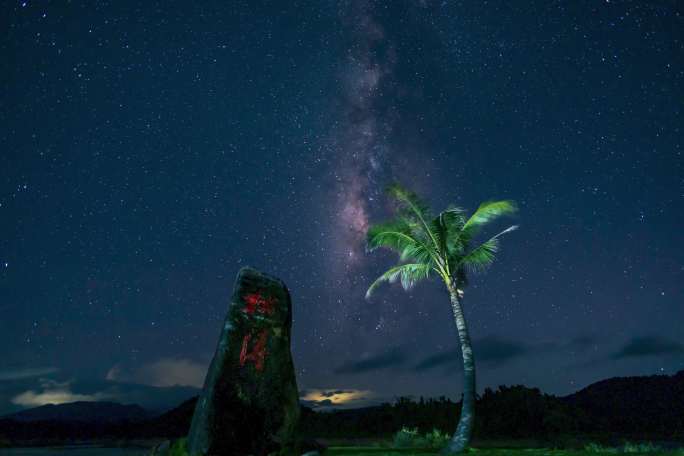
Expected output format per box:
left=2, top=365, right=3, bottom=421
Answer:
left=154, top=436, right=684, bottom=456
left=318, top=427, right=684, bottom=456
left=325, top=447, right=684, bottom=456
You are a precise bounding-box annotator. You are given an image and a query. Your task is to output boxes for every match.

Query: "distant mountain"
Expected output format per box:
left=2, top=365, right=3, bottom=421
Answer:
left=144, top=396, right=198, bottom=438
left=563, top=370, right=684, bottom=435
left=2, top=401, right=153, bottom=424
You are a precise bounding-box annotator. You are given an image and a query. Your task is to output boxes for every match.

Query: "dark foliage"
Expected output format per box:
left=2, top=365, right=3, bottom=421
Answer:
left=299, top=396, right=458, bottom=438
left=144, top=397, right=199, bottom=439
left=0, top=371, right=682, bottom=446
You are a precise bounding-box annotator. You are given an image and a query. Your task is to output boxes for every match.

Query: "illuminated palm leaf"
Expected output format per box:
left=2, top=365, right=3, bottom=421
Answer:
left=458, top=225, right=518, bottom=274
left=432, top=207, right=467, bottom=257
left=365, top=263, right=432, bottom=299
left=461, top=200, right=517, bottom=240
left=386, top=184, right=439, bottom=248
left=366, top=220, right=435, bottom=264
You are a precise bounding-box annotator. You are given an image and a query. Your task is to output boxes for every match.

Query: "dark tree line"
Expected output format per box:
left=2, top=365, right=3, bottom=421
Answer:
left=1, top=372, right=683, bottom=447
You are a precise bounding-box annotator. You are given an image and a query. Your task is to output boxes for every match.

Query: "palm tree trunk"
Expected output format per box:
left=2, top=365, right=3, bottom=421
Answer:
left=442, top=283, right=476, bottom=454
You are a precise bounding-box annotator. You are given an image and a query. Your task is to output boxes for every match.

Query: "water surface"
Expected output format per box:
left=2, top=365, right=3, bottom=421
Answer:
left=0, top=447, right=149, bottom=455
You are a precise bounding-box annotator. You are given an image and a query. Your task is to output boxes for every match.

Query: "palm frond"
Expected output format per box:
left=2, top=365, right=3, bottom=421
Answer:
left=430, top=215, right=448, bottom=255
left=462, top=200, right=517, bottom=238
left=441, top=206, right=467, bottom=225
left=433, top=207, right=467, bottom=257
left=367, top=220, right=414, bottom=252
left=459, top=238, right=499, bottom=274
left=366, top=220, right=435, bottom=263
left=387, top=183, right=439, bottom=249
left=387, top=184, right=432, bottom=221
left=365, top=263, right=432, bottom=299
left=458, top=225, right=518, bottom=274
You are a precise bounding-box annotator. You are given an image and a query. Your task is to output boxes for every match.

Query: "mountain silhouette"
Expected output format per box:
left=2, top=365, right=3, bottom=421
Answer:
left=2, top=401, right=153, bottom=424
left=562, top=370, right=684, bottom=435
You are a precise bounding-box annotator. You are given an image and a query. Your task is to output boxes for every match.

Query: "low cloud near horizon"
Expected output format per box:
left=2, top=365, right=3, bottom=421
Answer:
left=300, top=388, right=377, bottom=409
left=10, top=379, right=111, bottom=408
left=106, top=358, right=207, bottom=388
left=0, top=359, right=205, bottom=415
left=0, top=367, right=59, bottom=381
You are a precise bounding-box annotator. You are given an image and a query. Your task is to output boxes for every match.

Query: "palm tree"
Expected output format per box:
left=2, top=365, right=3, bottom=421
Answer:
left=365, top=184, right=518, bottom=454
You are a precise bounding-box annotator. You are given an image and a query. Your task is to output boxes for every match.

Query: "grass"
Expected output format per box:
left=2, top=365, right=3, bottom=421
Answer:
left=322, top=428, right=684, bottom=456
left=167, top=438, right=187, bottom=456
left=321, top=429, right=683, bottom=456
left=393, top=427, right=451, bottom=449
left=325, top=446, right=684, bottom=456
left=153, top=435, right=683, bottom=456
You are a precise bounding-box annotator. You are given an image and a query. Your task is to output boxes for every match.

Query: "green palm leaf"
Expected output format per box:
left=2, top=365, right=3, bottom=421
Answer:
left=462, top=200, right=517, bottom=239
left=366, top=220, right=435, bottom=264
left=460, top=238, right=498, bottom=274
left=365, top=263, right=432, bottom=299
left=458, top=225, right=518, bottom=274
left=432, top=207, right=467, bottom=256
left=431, top=214, right=448, bottom=255
left=387, top=184, right=440, bottom=249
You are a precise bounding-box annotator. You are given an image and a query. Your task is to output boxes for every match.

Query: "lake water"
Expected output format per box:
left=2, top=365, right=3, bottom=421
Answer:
left=0, top=448, right=149, bottom=456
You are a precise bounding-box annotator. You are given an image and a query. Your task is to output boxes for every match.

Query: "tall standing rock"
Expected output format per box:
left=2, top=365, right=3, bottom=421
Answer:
left=187, top=267, right=301, bottom=456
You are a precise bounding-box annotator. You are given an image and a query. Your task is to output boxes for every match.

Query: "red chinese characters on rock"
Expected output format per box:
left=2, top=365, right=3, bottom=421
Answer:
left=243, top=293, right=276, bottom=316
left=239, top=292, right=277, bottom=372
left=239, top=329, right=269, bottom=371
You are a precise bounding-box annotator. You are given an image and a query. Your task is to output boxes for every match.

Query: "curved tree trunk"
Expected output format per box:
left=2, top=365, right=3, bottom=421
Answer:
left=442, top=283, right=476, bottom=454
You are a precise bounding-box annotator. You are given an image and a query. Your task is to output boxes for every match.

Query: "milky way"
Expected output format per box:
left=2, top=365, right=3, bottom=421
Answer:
left=327, top=1, right=398, bottom=279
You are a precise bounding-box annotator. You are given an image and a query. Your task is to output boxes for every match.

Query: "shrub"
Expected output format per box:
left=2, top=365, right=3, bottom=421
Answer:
left=392, top=426, right=451, bottom=449
left=393, top=426, right=421, bottom=448
left=168, top=438, right=188, bottom=456
left=423, top=428, right=451, bottom=448
left=584, top=442, right=618, bottom=453
left=584, top=441, right=662, bottom=453
left=622, top=441, right=661, bottom=453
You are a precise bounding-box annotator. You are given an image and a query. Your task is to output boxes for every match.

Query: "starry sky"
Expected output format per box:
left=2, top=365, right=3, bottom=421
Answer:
left=1, top=0, right=682, bottom=415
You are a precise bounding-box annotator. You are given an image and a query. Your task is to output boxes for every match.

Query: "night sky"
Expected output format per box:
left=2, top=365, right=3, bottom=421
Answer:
left=1, top=1, right=682, bottom=415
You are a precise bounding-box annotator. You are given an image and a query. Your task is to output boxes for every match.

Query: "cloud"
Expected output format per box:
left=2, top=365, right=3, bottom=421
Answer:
left=11, top=379, right=111, bottom=407
left=106, top=358, right=207, bottom=388
left=477, top=336, right=528, bottom=363
left=0, top=367, right=59, bottom=381
left=0, top=377, right=199, bottom=415
left=319, top=389, right=349, bottom=397
left=568, top=335, right=599, bottom=351
left=413, top=336, right=527, bottom=372
left=300, top=388, right=375, bottom=409
left=612, top=336, right=684, bottom=359
left=334, top=348, right=407, bottom=374
left=413, top=350, right=459, bottom=372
